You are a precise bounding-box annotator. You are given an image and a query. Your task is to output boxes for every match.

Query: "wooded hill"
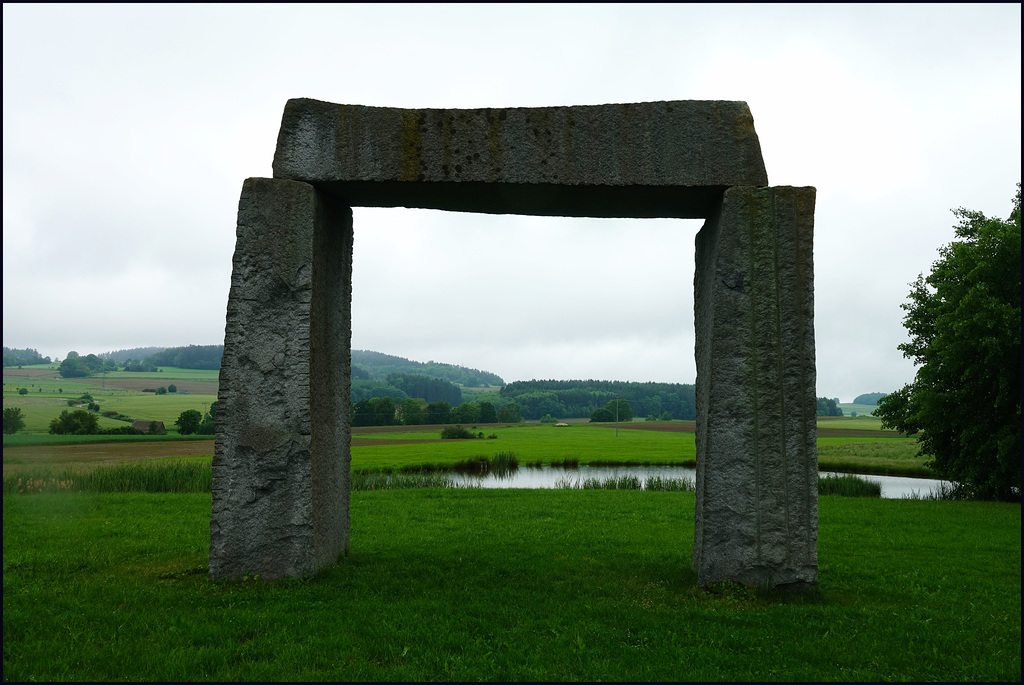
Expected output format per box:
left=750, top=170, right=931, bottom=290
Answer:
left=3, top=347, right=51, bottom=367
left=500, top=379, right=697, bottom=421
left=352, top=350, right=504, bottom=387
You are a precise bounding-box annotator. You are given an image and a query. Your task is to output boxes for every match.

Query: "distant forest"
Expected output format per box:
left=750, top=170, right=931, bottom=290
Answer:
left=95, top=345, right=224, bottom=373
left=3, top=347, right=51, bottom=367
left=500, top=379, right=697, bottom=421
left=99, top=347, right=168, bottom=363
left=352, top=350, right=504, bottom=387
left=852, top=392, right=887, bottom=405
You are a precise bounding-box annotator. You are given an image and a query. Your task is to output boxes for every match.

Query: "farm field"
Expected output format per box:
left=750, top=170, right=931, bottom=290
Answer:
left=5, top=365, right=929, bottom=477
left=4, top=420, right=930, bottom=478
left=3, top=489, right=1019, bottom=681
left=836, top=402, right=880, bottom=417
left=3, top=365, right=218, bottom=432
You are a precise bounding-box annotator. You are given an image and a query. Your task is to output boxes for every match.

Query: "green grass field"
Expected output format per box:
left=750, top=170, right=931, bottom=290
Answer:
left=836, top=403, right=880, bottom=417
left=350, top=423, right=931, bottom=476
left=4, top=365, right=933, bottom=478
left=353, top=423, right=696, bottom=470
left=4, top=418, right=933, bottom=477
left=3, top=490, right=1019, bottom=681
left=3, top=366, right=218, bottom=433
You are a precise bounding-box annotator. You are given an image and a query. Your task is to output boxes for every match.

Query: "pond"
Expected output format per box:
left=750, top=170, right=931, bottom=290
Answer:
left=445, top=465, right=950, bottom=499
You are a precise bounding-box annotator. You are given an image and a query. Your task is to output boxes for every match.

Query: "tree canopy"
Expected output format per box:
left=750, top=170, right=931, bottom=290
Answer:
left=500, top=379, right=695, bottom=421
left=3, top=407, right=26, bottom=435
left=175, top=409, right=203, bottom=435
left=816, top=397, right=843, bottom=417
left=876, top=185, right=1021, bottom=501
left=49, top=409, right=100, bottom=435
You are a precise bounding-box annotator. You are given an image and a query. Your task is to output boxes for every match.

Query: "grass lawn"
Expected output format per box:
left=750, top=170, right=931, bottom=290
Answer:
left=3, top=490, right=1019, bottom=681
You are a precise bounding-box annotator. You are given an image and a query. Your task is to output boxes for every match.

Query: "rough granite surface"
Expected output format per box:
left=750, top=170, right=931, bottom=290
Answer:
left=272, top=98, right=768, bottom=218
left=210, top=177, right=352, bottom=580
left=692, top=185, right=818, bottom=589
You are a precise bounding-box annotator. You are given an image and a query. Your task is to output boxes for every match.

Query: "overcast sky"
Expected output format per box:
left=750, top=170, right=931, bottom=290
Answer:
left=3, top=4, right=1020, bottom=401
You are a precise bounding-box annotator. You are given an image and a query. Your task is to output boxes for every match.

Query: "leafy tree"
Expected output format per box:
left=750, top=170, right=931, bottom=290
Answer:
left=175, top=409, right=203, bottom=435
left=3, top=407, right=26, bottom=434
left=168, top=384, right=177, bottom=393
left=496, top=401, right=522, bottom=423
left=606, top=399, right=634, bottom=422
left=196, top=401, right=218, bottom=435
left=352, top=399, right=376, bottom=427
left=196, top=415, right=216, bottom=435
left=816, top=397, right=843, bottom=417
left=451, top=402, right=480, bottom=425
left=49, top=409, right=99, bottom=435
left=58, top=356, right=89, bottom=378
left=18, top=387, right=28, bottom=396
left=478, top=401, right=497, bottom=424
left=369, top=396, right=397, bottom=426
left=590, top=407, right=615, bottom=422
left=425, top=401, right=452, bottom=424
left=876, top=185, right=1021, bottom=501
left=156, top=386, right=168, bottom=395
left=397, top=398, right=425, bottom=425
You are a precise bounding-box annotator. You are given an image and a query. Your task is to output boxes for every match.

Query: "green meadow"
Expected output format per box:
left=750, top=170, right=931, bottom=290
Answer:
left=354, top=423, right=695, bottom=471
left=351, top=423, right=931, bottom=476
left=3, top=490, right=1019, bottom=681
left=836, top=403, right=880, bottom=417
left=3, top=365, right=218, bottom=433
left=3, top=372, right=1017, bottom=681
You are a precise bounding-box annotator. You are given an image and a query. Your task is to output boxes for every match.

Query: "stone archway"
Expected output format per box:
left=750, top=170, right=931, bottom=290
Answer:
left=210, top=99, right=817, bottom=589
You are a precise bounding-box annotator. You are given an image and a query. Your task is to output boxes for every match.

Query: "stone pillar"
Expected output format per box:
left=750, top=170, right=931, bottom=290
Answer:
left=692, top=185, right=818, bottom=589
left=210, top=177, right=352, bottom=580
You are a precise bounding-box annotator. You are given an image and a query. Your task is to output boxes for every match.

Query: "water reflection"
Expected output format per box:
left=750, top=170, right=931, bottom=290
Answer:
left=446, top=465, right=950, bottom=499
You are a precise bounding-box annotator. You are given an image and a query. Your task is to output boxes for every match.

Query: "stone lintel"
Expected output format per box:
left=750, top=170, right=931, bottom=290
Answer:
left=272, top=98, right=768, bottom=218
left=210, top=177, right=352, bottom=580
left=693, top=185, right=818, bottom=589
